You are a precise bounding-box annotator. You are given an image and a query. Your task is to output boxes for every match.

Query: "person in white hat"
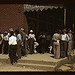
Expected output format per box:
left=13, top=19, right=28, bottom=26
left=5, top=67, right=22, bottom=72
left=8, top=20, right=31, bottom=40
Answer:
left=28, top=30, right=36, bottom=54
left=8, top=28, right=14, bottom=37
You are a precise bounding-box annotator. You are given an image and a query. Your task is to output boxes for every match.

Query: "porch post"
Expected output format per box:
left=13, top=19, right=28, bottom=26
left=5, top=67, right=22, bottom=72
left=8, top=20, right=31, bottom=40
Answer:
left=73, top=16, right=74, bottom=33
left=64, top=7, right=66, bottom=29
left=37, top=12, right=39, bottom=34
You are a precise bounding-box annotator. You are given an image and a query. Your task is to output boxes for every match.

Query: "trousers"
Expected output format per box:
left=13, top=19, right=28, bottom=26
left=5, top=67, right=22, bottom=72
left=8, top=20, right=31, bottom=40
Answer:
left=9, top=45, right=17, bottom=64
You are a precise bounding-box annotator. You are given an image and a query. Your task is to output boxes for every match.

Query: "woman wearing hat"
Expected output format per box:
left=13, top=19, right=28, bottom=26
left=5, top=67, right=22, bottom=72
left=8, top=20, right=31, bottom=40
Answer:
left=28, top=30, right=36, bottom=54
left=3, top=31, right=9, bottom=54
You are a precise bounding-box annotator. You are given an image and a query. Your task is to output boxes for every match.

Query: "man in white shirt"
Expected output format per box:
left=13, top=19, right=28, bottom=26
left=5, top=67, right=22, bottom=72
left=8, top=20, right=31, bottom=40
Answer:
left=8, top=30, right=17, bottom=65
left=61, top=29, right=69, bottom=57
left=28, top=30, right=36, bottom=54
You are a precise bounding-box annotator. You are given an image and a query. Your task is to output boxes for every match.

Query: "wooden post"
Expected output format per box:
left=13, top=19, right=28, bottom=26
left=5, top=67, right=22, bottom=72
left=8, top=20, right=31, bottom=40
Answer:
left=64, top=8, right=66, bottom=29
left=37, top=12, right=39, bottom=34
left=73, top=16, right=74, bottom=33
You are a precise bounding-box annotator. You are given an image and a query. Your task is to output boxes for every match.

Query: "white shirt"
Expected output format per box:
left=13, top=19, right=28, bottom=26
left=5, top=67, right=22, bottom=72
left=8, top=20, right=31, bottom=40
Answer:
left=61, top=34, right=69, bottom=41
left=3, top=35, right=9, bottom=41
left=29, top=34, right=36, bottom=41
left=9, top=36, right=17, bottom=45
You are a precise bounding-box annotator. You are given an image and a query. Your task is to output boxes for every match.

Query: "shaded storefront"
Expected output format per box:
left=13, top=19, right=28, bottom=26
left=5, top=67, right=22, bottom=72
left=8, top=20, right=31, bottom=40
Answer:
left=24, top=4, right=64, bottom=36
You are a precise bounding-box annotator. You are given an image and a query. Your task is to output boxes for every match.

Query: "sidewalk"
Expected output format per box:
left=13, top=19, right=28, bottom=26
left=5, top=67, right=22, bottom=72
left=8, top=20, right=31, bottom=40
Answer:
left=0, top=50, right=75, bottom=71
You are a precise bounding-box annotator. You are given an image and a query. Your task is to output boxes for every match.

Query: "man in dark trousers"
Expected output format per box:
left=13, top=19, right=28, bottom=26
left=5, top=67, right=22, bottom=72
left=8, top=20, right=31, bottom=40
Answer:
left=61, top=29, right=69, bottom=58
left=20, top=28, right=29, bottom=56
left=28, top=30, right=36, bottom=54
left=39, top=32, right=46, bottom=54
left=8, top=29, right=17, bottom=65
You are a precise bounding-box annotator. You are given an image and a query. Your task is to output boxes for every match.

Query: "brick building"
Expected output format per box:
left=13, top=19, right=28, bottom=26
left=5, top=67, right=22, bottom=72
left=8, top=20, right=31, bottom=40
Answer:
left=0, top=4, right=75, bottom=36
left=0, top=4, right=28, bottom=34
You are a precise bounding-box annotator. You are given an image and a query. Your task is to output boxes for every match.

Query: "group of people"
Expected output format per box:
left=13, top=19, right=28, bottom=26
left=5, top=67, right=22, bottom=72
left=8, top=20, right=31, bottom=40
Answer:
left=52, top=29, right=74, bottom=59
left=0, top=28, right=38, bottom=65
left=0, top=28, right=74, bottom=64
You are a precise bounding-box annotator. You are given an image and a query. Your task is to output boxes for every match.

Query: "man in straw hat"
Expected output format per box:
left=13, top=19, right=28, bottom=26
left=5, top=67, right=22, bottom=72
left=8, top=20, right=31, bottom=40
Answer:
left=20, top=28, right=29, bottom=56
left=8, top=30, right=17, bottom=65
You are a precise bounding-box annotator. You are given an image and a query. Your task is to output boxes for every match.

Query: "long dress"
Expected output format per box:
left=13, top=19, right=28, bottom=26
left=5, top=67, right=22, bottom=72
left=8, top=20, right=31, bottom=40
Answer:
left=68, top=33, right=73, bottom=55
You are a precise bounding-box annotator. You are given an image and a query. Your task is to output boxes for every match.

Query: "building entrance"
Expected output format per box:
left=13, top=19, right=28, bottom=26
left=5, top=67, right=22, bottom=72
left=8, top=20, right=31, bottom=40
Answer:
left=24, top=7, right=64, bottom=36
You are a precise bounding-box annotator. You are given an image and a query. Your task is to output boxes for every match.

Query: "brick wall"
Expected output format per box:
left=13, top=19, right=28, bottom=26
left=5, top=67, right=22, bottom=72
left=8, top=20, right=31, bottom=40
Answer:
left=0, top=4, right=28, bottom=34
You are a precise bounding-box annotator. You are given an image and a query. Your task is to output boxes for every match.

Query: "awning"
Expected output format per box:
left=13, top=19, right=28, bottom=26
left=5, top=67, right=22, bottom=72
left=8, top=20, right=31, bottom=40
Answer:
left=24, top=4, right=64, bottom=12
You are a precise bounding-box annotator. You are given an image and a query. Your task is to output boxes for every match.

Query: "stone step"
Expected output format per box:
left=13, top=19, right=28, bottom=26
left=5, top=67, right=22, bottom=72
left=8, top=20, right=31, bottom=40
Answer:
left=0, top=58, right=8, bottom=64
left=15, top=63, right=56, bottom=71
left=17, top=59, right=57, bottom=66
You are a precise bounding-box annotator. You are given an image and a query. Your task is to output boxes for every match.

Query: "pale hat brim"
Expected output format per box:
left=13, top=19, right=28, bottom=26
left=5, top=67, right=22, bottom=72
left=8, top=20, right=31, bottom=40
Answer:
left=9, top=28, right=13, bottom=31
left=21, top=28, right=24, bottom=31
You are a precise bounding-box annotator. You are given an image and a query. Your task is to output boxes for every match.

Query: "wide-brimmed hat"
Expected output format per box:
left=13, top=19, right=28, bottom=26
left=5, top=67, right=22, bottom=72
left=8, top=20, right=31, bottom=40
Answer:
left=5, top=31, right=8, bottom=34
left=30, top=30, right=33, bottom=33
left=63, top=29, right=66, bottom=32
left=69, top=30, right=72, bottom=33
left=9, top=28, right=13, bottom=31
left=21, top=28, right=24, bottom=31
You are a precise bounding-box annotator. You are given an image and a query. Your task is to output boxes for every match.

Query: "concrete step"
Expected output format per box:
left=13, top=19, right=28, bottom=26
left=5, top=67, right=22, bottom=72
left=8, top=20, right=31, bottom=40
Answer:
left=0, top=58, right=8, bottom=64
left=17, top=59, right=57, bottom=66
left=15, top=63, right=56, bottom=71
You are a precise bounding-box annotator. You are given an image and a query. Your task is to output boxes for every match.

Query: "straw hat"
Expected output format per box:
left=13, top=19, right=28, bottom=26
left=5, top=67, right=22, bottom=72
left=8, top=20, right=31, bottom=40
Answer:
left=63, top=29, right=66, bottom=32
left=9, top=28, right=13, bottom=31
left=69, top=30, right=72, bottom=33
left=21, top=28, right=24, bottom=31
left=5, top=31, right=8, bottom=34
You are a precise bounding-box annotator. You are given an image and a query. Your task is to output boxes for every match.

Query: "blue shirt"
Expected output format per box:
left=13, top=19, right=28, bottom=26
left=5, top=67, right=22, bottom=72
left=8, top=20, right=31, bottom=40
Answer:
left=17, top=34, right=22, bottom=42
